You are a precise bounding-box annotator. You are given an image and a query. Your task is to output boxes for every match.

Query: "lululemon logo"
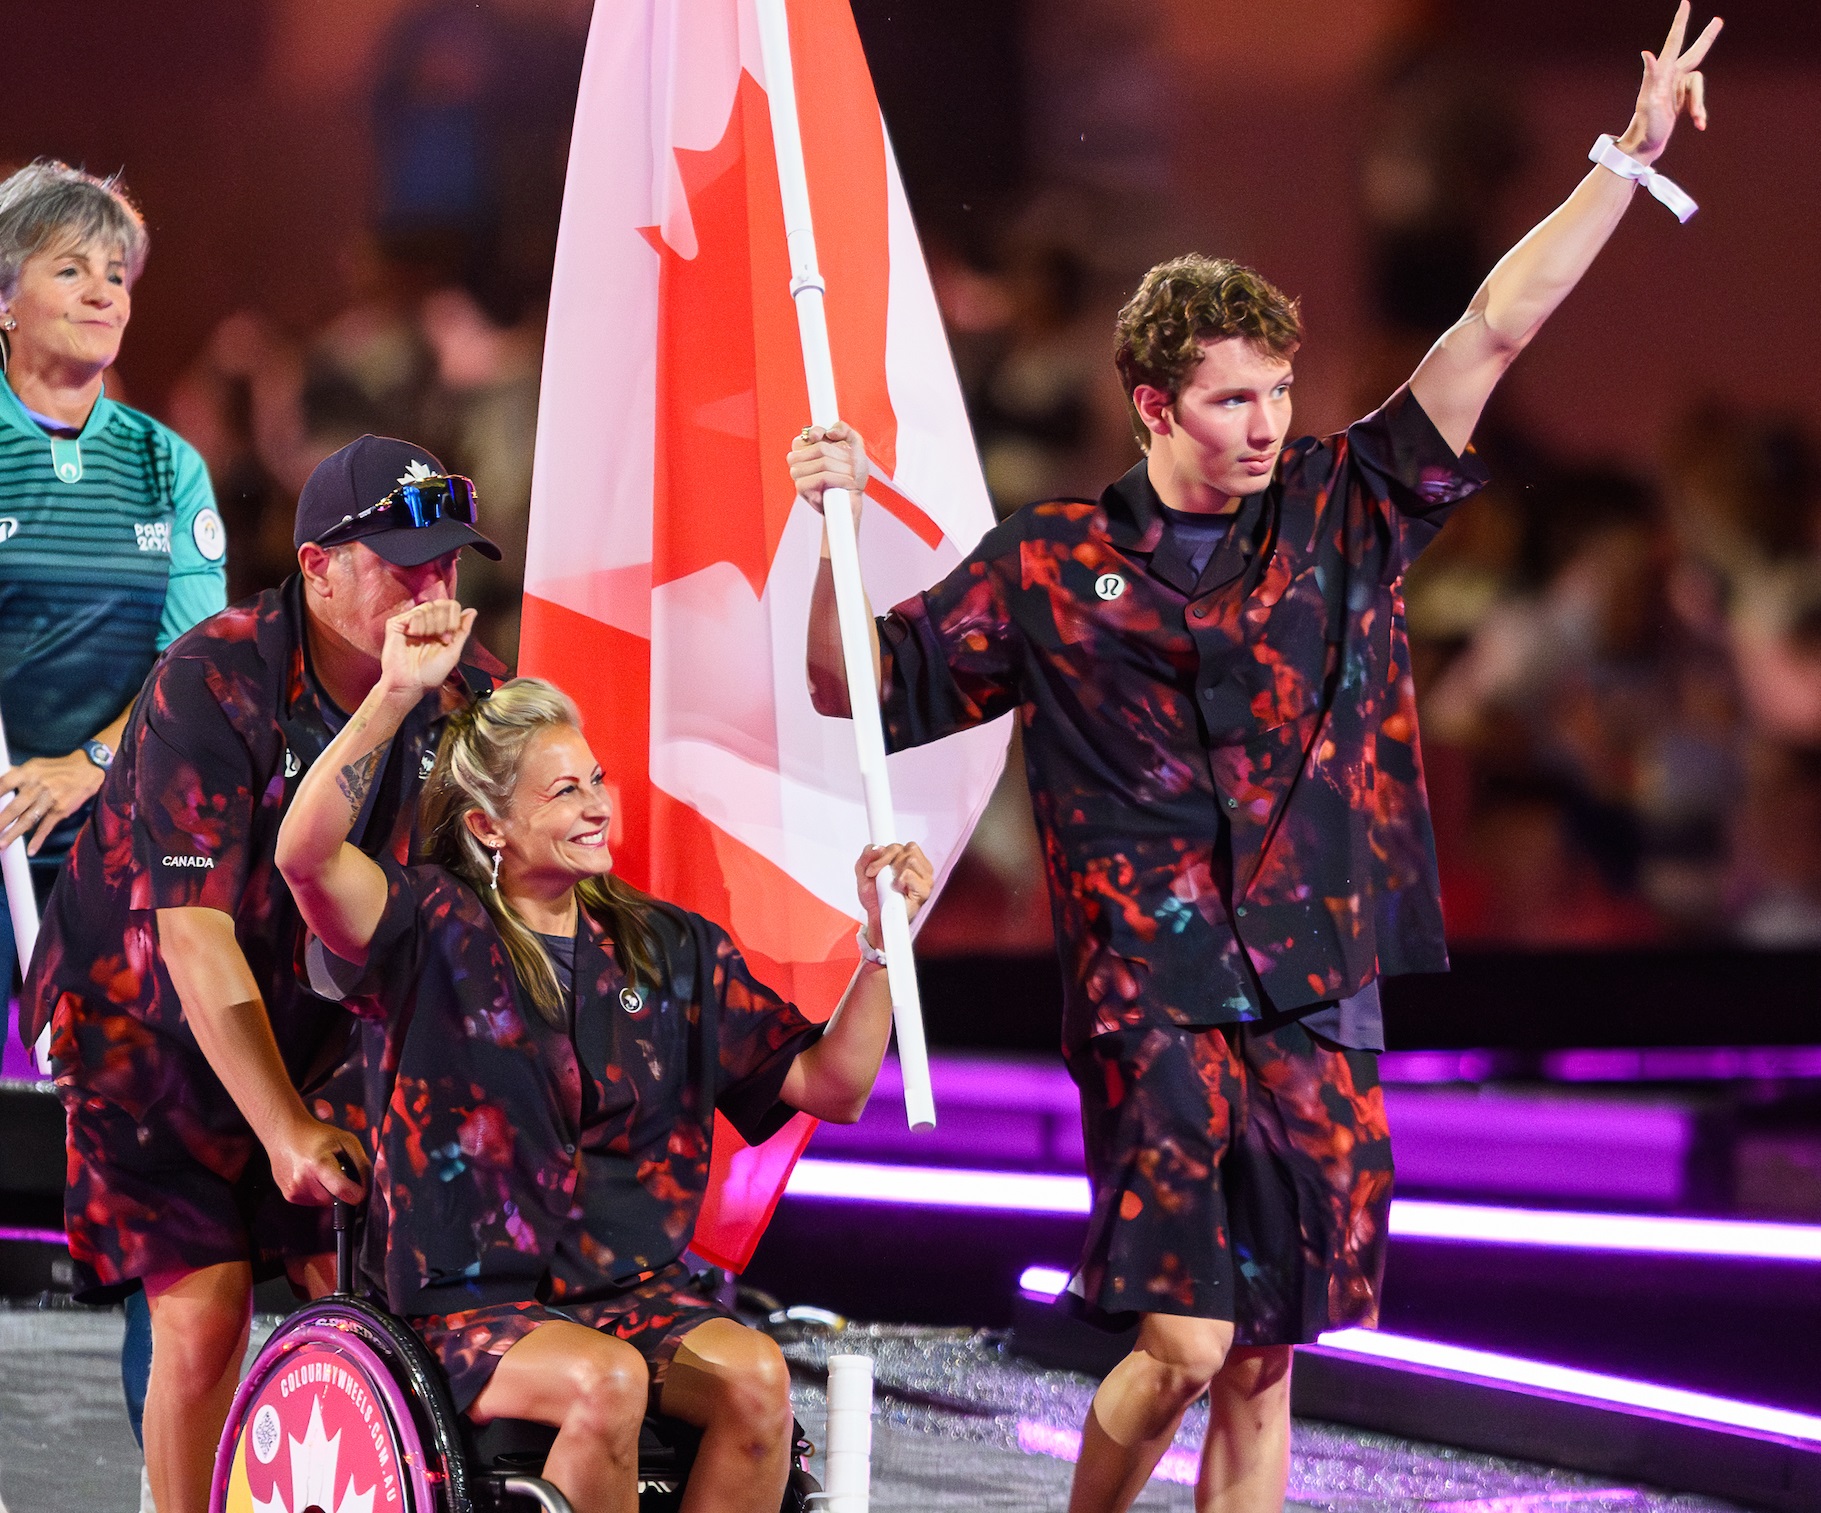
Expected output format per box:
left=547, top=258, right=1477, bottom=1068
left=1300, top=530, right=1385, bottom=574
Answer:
left=420, top=749, right=436, bottom=779
left=619, top=987, right=641, bottom=1014
left=0, top=518, right=18, bottom=544
left=1095, top=573, right=1126, bottom=602
left=283, top=748, right=301, bottom=779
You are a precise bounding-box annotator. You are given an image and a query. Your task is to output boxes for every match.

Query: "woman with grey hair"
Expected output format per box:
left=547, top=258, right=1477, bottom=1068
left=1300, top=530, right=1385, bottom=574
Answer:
left=0, top=160, right=226, bottom=952
left=0, top=160, right=226, bottom=1505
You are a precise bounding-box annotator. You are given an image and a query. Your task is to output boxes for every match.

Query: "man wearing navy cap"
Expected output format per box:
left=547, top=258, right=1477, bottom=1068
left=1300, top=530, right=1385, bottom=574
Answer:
left=24, top=435, right=503, bottom=1513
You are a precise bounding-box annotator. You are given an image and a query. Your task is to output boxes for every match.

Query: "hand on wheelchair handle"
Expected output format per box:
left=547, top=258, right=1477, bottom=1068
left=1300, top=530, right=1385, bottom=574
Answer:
left=268, top=1115, right=369, bottom=1206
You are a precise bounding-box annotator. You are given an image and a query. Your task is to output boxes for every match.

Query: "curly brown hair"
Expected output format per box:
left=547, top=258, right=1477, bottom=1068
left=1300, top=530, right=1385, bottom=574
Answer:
left=1113, top=255, right=1302, bottom=419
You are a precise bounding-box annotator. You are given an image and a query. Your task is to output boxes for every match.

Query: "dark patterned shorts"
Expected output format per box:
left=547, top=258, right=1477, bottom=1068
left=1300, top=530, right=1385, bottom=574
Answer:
left=412, top=1262, right=734, bottom=1415
left=61, top=1086, right=335, bottom=1303
left=1066, top=1016, right=1393, bottom=1342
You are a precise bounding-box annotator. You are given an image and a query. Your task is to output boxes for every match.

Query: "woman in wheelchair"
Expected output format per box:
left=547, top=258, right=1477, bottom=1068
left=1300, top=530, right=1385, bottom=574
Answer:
left=274, top=599, right=931, bottom=1513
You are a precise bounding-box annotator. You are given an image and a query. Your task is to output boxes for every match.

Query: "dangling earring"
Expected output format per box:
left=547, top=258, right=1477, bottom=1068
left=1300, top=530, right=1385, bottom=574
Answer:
left=489, top=847, right=502, bottom=890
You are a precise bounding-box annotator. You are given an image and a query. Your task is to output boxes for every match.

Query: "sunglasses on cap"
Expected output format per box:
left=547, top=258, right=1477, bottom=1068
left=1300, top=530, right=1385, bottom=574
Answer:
left=316, top=473, right=480, bottom=546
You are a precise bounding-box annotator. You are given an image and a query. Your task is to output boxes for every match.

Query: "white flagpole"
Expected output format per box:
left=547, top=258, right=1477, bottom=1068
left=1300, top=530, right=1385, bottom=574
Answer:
left=0, top=706, right=46, bottom=1071
left=753, top=0, right=936, bottom=1132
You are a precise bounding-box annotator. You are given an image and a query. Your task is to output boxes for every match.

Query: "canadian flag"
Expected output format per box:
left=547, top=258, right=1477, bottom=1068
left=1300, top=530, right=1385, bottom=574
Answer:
left=520, top=0, right=1007, bottom=1269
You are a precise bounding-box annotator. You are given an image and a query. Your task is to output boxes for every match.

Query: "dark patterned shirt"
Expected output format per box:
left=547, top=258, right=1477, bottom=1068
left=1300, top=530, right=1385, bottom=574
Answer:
left=878, top=387, right=1488, bottom=1051
left=331, top=860, right=822, bottom=1316
left=24, top=575, right=502, bottom=1133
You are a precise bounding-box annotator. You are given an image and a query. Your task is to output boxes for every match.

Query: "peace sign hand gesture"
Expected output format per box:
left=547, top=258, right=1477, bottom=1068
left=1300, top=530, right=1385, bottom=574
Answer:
left=1622, top=2, right=1722, bottom=166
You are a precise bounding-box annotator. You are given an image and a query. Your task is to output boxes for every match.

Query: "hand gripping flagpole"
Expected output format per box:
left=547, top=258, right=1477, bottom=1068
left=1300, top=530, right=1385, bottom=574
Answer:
left=0, top=705, right=46, bottom=1071
left=754, top=0, right=936, bottom=1132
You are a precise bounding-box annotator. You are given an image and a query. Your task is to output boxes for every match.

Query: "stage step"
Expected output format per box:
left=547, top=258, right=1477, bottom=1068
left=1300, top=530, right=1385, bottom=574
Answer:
left=1295, top=1334, right=1821, bottom=1513
left=1008, top=1296, right=1821, bottom=1512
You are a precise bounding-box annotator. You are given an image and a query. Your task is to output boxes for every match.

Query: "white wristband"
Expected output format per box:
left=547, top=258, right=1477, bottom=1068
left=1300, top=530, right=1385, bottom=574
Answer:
left=1589, top=134, right=1697, bottom=223
left=855, top=923, right=887, bottom=967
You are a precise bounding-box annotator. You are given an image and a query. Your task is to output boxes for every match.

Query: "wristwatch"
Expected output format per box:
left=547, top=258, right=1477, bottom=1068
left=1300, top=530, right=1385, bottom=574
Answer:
left=81, top=739, right=114, bottom=771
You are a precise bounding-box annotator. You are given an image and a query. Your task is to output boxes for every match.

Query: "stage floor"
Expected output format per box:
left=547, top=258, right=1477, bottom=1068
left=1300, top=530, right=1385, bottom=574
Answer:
left=0, top=1307, right=1748, bottom=1513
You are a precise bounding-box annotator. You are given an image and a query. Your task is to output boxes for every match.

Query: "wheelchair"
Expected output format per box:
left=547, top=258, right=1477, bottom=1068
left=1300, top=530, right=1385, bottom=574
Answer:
left=210, top=1196, right=821, bottom=1513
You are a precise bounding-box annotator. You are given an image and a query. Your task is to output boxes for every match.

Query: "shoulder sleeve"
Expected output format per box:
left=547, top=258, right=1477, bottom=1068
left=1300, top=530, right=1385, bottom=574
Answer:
left=691, top=913, right=823, bottom=1146
left=1338, top=385, right=1492, bottom=579
left=302, top=855, right=431, bottom=1020
left=158, top=435, right=228, bottom=649
left=132, top=652, right=257, bottom=912
left=878, top=514, right=1025, bottom=753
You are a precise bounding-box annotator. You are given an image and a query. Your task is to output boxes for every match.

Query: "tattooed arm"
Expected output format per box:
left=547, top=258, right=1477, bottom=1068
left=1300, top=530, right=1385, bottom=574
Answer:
left=277, top=598, right=475, bottom=963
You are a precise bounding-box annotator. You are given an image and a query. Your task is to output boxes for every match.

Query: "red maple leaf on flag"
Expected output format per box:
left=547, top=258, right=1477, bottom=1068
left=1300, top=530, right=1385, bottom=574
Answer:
left=523, top=0, right=1004, bottom=1270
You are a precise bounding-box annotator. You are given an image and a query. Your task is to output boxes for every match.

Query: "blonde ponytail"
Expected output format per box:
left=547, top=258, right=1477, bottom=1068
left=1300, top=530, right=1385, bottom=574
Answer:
left=418, top=678, right=657, bottom=1023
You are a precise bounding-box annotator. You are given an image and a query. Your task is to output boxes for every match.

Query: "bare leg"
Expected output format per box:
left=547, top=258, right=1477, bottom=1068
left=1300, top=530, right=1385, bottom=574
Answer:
left=1198, top=1347, right=1292, bottom=1513
left=659, top=1318, right=794, bottom=1513
left=284, top=1251, right=337, bottom=1301
left=469, top=1321, right=647, bottom=1513
left=143, top=1261, right=253, bottom=1513
left=1067, top=1314, right=1233, bottom=1513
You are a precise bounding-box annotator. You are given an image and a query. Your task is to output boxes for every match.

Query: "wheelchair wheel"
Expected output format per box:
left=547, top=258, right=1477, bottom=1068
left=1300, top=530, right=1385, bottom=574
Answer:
left=212, top=1297, right=475, bottom=1513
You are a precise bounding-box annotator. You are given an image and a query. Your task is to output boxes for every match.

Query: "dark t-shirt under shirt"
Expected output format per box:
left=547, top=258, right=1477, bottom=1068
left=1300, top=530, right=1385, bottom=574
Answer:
left=1157, top=502, right=1232, bottom=581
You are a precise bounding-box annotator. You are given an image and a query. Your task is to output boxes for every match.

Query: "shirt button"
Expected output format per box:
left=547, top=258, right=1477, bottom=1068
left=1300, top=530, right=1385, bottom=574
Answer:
left=564, top=1143, right=576, bottom=1155
left=1226, top=797, right=1237, bottom=808
left=1202, top=688, right=1215, bottom=701
left=1236, top=906, right=1248, bottom=917
left=1191, top=605, right=1206, bottom=619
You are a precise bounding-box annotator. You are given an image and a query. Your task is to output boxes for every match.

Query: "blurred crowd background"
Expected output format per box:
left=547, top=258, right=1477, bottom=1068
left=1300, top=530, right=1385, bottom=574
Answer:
left=6, top=0, right=1819, bottom=958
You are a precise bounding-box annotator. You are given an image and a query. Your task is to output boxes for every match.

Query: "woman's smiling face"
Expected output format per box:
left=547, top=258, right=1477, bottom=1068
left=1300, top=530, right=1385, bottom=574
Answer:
left=484, top=723, right=615, bottom=890
left=5, top=236, right=132, bottom=372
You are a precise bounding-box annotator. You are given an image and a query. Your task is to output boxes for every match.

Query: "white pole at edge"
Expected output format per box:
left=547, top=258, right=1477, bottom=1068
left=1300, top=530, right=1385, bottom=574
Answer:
left=0, top=705, right=46, bottom=1071
left=752, top=0, right=936, bottom=1132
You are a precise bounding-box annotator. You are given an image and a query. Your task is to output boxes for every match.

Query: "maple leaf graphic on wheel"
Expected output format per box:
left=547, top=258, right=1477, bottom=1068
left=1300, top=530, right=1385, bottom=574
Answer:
left=252, top=1394, right=375, bottom=1513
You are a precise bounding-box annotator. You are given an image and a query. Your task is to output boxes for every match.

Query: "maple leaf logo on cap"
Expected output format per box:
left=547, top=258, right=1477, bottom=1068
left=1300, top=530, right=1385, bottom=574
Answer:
left=397, top=459, right=440, bottom=486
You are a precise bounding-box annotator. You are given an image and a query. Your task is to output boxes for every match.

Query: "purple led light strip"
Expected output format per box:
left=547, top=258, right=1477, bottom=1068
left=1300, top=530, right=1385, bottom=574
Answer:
left=1376, top=1044, right=1821, bottom=1084
left=788, top=1158, right=1091, bottom=1213
left=1031, top=1286, right=1821, bottom=1447
left=0, top=1226, right=65, bottom=1246
left=1312, top=1329, right=1821, bottom=1444
left=1390, top=1199, right=1821, bottom=1261
left=788, top=1159, right=1821, bottom=1262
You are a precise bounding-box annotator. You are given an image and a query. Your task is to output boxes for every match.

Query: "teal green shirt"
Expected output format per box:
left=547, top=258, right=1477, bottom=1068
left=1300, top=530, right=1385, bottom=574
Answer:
left=0, top=375, right=228, bottom=860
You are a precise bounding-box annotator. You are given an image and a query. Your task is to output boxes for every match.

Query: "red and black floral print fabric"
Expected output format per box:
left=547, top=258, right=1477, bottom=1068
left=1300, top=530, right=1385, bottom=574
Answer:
left=334, top=859, right=820, bottom=1322
left=25, top=576, right=499, bottom=1299
left=1069, top=1018, right=1393, bottom=1340
left=878, top=387, right=1489, bottom=1051
left=412, top=1260, right=731, bottom=1414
